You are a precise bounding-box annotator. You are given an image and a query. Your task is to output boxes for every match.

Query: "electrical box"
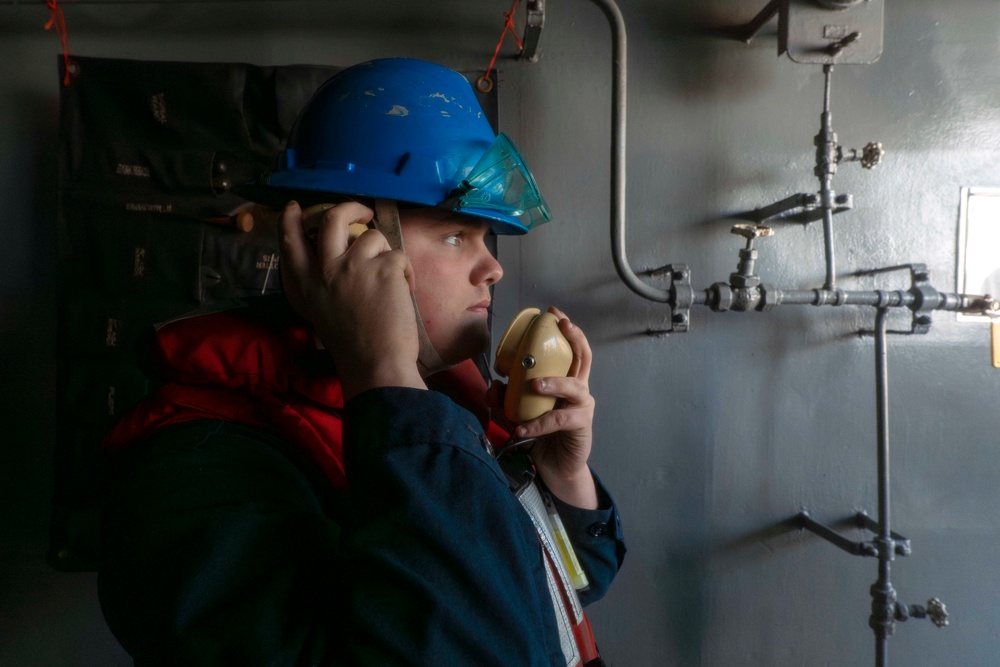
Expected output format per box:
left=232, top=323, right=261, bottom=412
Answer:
left=780, top=0, right=884, bottom=65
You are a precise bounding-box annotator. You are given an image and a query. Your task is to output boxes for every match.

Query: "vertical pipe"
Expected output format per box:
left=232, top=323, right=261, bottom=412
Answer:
left=819, top=65, right=837, bottom=290
left=875, top=308, right=890, bottom=562
left=873, top=307, right=891, bottom=667
left=585, top=0, right=672, bottom=303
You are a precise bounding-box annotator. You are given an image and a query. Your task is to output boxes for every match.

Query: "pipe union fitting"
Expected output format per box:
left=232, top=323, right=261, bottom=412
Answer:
left=758, top=283, right=781, bottom=311
left=710, top=283, right=733, bottom=312
left=910, top=284, right=942, bottom=313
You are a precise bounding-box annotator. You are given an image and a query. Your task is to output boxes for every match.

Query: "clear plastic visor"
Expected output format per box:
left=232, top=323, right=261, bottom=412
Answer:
left=441, top=133, right=551, bottom=230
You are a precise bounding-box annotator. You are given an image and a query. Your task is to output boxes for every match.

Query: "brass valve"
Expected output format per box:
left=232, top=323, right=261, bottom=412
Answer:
left=839, top=141, right=884, bottom=169
left=730, top=223, right=774, bottom=241
left=926, top=598, right=949, bottom=628
left=894, top=597, right=949, bottom=628
left=860, top=141, right=885, bottom=169
left=729, top=225, right=772, bottom=289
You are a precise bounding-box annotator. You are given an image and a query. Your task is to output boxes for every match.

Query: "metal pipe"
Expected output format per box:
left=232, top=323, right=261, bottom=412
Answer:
left=871, top=307, right=894, bottom=667
left=874, top=308, right=890, bottom=546
left=731, top=0, right=783, bottom=44
left=701, top=285, right=994, bottom=313
left=585, top=0, right=672, bottom=303
left=819, top=65, right=838, bottom=290
left=793, top=511, right=878, bottom=557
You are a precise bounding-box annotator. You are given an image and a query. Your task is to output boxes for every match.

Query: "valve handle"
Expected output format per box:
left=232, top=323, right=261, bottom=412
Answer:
left=926, top=598, right=949, bottom=628
left=730, top=224, right=774, bottom=241
left=860, top=141, right=885, bottom=169
left=900, top=598, right=949, bottom=628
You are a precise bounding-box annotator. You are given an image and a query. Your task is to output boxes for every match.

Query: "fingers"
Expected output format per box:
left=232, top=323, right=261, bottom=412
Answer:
left=315, top=201, right=374, bottom=265
left=361, top=243, right=414, bottom=294
left=548, top=306, right=592, bottom=383
left=515, top=398, right=593, bottom=439
left=514, top=376, right=594, bottom=436
left=531, top=375, right=591, bottom=407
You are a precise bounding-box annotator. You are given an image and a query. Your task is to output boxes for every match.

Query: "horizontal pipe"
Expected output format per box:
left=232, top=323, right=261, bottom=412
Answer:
left=696, top=285, right=996, bottom=313
left=778, top=289, right=913, bottom=308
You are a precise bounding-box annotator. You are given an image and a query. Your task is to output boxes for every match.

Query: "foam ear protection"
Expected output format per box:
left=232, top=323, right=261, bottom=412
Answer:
left=494, top=308, right=573, bottom=424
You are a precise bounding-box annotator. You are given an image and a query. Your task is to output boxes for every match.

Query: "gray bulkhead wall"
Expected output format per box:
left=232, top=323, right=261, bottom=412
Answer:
left=1, top=0, right=997, bottom=665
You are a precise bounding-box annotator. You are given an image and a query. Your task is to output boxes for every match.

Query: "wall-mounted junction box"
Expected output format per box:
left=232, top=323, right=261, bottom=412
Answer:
left=780, top=0, right=884, bottom=65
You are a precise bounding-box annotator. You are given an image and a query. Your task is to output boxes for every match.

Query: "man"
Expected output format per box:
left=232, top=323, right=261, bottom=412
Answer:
left=99, top=58, right=624, bottom=666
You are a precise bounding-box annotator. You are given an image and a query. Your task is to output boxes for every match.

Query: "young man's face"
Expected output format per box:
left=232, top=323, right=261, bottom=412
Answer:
left=399, top=208, right=504, bottom=365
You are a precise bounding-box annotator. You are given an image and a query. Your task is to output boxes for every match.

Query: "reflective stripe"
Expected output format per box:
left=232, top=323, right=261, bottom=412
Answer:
left=517, top=481, right=585, bottom=666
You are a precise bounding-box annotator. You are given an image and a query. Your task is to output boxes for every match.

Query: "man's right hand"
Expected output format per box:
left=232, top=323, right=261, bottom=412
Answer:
left=279, top=200, right=426, bottom=400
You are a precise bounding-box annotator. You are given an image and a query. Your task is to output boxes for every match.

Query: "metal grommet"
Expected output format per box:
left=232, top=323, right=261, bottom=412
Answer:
left=521, top=354, right=536, bottom=369
left=475, top=75, right=494, bottom=93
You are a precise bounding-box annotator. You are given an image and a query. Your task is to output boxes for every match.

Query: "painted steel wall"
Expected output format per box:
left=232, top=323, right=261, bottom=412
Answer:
left=1, top=1, right=997, bottom=665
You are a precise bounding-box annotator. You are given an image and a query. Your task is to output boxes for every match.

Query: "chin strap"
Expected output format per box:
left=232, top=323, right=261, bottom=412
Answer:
left=372, top=198, right=451, bottom=378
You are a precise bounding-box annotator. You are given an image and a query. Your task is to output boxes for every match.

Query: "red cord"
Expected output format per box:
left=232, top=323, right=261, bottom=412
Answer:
left=484, top=0, right=523, bottom=83
left=45, top=0, right=73, bottom=86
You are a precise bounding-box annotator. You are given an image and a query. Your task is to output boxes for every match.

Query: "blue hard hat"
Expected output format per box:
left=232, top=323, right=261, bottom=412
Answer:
left=261, top=58, right=550, bottom=235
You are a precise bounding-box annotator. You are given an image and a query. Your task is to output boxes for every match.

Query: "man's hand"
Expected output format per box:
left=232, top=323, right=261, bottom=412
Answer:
left=280, top=201, right=426, bottom=400
left=491, top=307, right=598, bottom=509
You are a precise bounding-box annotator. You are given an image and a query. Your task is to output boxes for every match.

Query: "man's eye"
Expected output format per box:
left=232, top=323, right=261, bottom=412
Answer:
left=444, top=234, right=462, bottom=246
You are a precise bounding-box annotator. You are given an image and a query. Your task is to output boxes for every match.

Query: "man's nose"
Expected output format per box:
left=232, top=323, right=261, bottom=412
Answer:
left=474, top=243, right=504, bottom=286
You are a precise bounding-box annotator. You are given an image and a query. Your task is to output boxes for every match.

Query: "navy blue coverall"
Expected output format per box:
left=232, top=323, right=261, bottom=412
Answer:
left=99, top=387, right=625, bottom=666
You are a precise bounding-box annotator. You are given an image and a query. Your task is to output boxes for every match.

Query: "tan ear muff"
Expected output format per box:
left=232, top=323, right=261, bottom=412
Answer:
left=494, top=308, right=541, bottom=378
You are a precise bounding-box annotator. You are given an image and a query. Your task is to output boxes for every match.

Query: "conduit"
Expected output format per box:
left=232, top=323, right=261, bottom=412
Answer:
left=584, top=0, right=671, bottom=304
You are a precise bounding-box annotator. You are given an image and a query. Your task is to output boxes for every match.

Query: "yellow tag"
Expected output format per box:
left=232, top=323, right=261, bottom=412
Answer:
left=992, top=321, right=1000, bottom=369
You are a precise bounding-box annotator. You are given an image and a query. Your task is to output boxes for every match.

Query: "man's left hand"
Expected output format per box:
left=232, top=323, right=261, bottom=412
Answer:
left=490, top=307, right=598, bottom=510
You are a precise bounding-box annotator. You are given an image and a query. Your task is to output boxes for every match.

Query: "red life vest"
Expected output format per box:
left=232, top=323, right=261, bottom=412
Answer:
left=104, top=309, right=510, bottom=489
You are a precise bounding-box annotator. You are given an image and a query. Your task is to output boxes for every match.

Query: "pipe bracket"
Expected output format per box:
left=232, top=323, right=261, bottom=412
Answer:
left=790, top=511, right=910, bottom=558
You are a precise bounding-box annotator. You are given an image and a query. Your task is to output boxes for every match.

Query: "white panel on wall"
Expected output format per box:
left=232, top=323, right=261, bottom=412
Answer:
left=957, top=187, right=1000, bottom=320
